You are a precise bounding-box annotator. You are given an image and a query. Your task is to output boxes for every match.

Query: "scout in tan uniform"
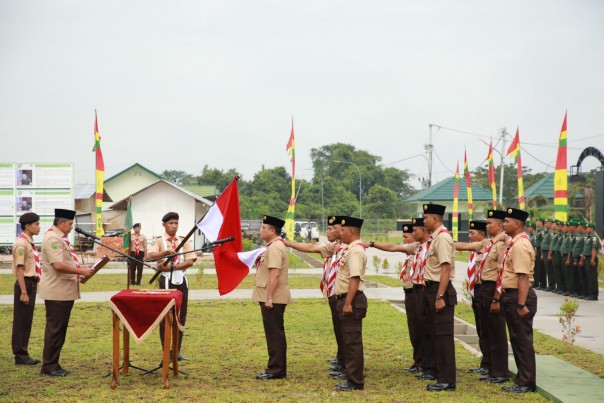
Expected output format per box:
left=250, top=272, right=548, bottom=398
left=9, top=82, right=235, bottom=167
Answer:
left=12, top=212, right=41, bottom=365
left=422, top=203, right=456, bottom=392
left=454, top=220, right=490, bottom=375
left=501, top=207, right=537, bottom=393
left=39, top=209, right=95, bottom=376
left=146, top=212, right=197, bottom=361
left=128, top=223, right=147, bottom=285
left=334, top=216, right=367, bottom=392
left=253, top=215, right=290, bottom=380
left=366, top=222, right=422, bottom=373
left=284, top=215, right=345, bottom=374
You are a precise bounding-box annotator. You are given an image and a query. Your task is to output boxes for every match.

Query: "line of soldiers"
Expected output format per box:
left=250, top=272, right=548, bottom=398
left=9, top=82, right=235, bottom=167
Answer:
left=528, top=218, right=600, bottom=300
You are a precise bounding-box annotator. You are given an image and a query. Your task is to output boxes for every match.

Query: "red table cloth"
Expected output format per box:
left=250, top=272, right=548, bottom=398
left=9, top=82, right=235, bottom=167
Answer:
left=109, top=289, right=183, bottom=343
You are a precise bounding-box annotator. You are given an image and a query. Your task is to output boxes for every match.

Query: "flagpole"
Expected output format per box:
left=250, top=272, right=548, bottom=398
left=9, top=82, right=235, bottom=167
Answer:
left=148, top=174, right=241, bottom=284
left=499, top=128, right=507, bottom=206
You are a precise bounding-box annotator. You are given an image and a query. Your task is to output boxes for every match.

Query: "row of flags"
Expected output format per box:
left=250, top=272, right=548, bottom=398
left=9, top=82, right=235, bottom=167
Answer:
left=451, top=112, right=569, bottom=240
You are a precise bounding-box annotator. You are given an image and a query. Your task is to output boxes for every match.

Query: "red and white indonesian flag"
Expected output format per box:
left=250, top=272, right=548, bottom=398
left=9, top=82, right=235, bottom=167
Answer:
left=197, top=177, right=265, bottom=295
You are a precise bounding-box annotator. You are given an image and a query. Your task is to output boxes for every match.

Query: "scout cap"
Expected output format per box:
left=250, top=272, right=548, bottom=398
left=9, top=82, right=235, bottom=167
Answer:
left=506, top=207, right=529, bottom=222
left=340, top=216, right=364, bottom=228
left=328, top=215, right=345, bottom=225
left=412, top=217, right=425, bottom=226
left=423, top=203, right=446, bottom=216
left=55, top=208, right=76, bottom=220
left=262, top=215, right=285, bottom=230
left=470, top=220, right=487, bottom=231
left=487, top=209, right=507, bottom=220
left=19, top=212, right=40, bottom=225
left=401, top=222, right=414, bottom=233
left=162, top=212, right=179, bottom=222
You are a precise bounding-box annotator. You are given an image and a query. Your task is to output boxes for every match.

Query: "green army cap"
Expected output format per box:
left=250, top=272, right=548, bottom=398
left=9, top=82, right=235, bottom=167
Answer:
left=544, top=218, right=554, bottom=223
left=567, top=220, right=578, bottom=227
left=524, top=220, right=532, bottom=227
left=577, top=220, right=587, bottom=227
left=530, top=222, right=537, bottom=229
left=586, top=222, right=596, bottom=228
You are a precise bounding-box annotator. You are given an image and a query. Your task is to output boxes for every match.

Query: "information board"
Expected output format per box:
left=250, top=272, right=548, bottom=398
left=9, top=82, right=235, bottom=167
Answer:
left=0, top=163, right=74, bottom=245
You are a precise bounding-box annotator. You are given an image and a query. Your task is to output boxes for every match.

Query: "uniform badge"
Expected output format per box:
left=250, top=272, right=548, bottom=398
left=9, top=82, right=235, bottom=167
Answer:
left=403, top=226, right=408, bottom=231
left=508, top=208, right=513, bottom=214
left=18, top=248, right=24, bottom=256
left=51, top=242, right=58, bottom=250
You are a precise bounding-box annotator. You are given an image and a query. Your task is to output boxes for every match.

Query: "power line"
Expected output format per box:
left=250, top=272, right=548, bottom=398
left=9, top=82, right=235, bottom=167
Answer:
left=380, top=153, right=425, bottom=166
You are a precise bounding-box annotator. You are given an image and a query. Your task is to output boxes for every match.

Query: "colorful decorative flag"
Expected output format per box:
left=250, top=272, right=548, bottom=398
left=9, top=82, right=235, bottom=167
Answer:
left=93, top=110, right=105, bottom=236
left=197, top=177, right=266, bottom=295
left=554, top=112, right=568, bottom=221
left=122, top=197, right=132, bottom=253
left=507, top=128, right=525, bottom=209
left=284, top=118, right=296, bottom=241
left=463, top=148, right=473, bottom=221
left=487, top=141, right=497, bottom=208
left=452, top=161, right=460, bottom=241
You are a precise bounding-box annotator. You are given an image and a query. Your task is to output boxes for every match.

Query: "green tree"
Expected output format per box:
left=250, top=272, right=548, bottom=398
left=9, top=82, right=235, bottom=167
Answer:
left=364, top=184, right=401, bottom=218
left=196, top=165, right=240, bottom=191
left=161, top=170, right=195, bottom=186
left=472, top=163, right=547, bottom=207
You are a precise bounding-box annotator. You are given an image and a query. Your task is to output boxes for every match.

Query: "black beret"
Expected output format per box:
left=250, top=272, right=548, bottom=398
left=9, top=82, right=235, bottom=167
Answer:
left=487, top=209, right=507, bottom=220
left=506, top=207, right=529, bottom=222
left=469, top=220, right=487, bottom=232
left=327, top=215, right=344, bottom=225
left=340, top=216, right=364, bottom=228
left=411, top=217, right=425, bottom=226
left=423, top=203, right=446, bottom=216
left=55, top=208, right=76, bottom=220
left=162, top=212, right=179, bottom=223
left=401, top=222, right=414, bottom=233
left=133, top=223, right=141, bottom=228
left=262, top=215, right=285, bottom=230
left=19, top=212, right=40, bottom=225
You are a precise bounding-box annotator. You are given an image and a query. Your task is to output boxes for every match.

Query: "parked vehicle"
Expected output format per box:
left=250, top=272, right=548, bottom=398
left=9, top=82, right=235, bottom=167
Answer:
left=296, top=221, right=319, bottom=242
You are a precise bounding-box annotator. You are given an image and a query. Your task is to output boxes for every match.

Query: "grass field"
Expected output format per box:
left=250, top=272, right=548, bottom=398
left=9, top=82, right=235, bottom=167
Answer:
left=0, top=299, right=548, bottom=401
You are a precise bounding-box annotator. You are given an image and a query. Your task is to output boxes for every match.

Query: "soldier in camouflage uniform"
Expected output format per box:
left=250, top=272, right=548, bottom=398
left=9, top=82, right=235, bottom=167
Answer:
left=533, top=218, right=545, bottom=290
left=581, top=223, right=599, bottom=301
left=540, top=219, right=554, bottom=291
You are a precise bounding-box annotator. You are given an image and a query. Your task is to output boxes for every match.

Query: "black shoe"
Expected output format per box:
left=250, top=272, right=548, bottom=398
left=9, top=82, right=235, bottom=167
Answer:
left=427, top=383, right=455, bottom=391
left=327, top=358, right=338, bottom=364
left=177, top=352, right=188, bottom=361
left=405, top=366, right=421, bottom=373
left=475, top=367, right=489, bottom=375
left=502, top=384, right=536, bottom=393
left=479, top=376, right=490, bottom=381
left=336, top=382, right=363, bottom=391
left=15, top=357, right=40, bottom=365
left=327, top=364, right=342, bottom=372
left=488, top=377, right=509, bottom=384
left=41, top=368, right=69, bottom=377
left=416, top=373, right=436, bottom=380
left=256, top=372, right=284, bottom=380
left=331, top=372, right=347, bottom=380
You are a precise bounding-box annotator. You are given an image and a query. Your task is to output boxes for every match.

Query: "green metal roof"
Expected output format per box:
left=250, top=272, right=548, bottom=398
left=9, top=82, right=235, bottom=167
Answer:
left=104, top=163, right=162, bottom=184
left=183, top=185, right=218, bottom=198
left=405, top=176, right=494, bottom=202
left=524, top=173, right=553, bottom=199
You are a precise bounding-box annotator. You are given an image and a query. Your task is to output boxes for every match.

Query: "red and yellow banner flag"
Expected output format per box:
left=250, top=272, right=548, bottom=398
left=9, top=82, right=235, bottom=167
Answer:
left=507, top=128, right=525, bottom=209
left=463, top=148, right=473, bottom=221
left=487, top=141, right=497, bottom=208
left=284, top=118, right=296, bottom=241
left=452, top=161, right=459, bottom=241
left=93, top=110, right=105, bottom=236
left=554, top=112, right=568, bottom=221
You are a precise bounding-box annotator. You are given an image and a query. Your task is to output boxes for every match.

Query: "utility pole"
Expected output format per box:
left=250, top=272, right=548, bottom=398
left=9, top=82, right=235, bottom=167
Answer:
left=499, top=128, right=508, bottom=206
left=426, top=124, right=435, bottom=187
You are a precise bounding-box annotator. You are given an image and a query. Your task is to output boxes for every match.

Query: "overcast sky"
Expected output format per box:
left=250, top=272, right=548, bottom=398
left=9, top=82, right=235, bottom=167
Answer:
left=1, top=1, right=603, bottom=188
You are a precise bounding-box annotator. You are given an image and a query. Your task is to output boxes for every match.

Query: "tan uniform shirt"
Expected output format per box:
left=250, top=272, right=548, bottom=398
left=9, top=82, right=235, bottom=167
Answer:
left=424, top=225, right=455, bottom=281
left=318, top=240, right=341, bottom=259
left=12, top=234, right=37, bottom=277
left=39, top=226, right=80, bottom=301
left=502, top=233, right=535, bottom=289
left=480, top=232, right=507, bottom=282
left=335, top=239, right=367, bottom=295
left=252, top=238, right=291, bottom=304
left=129, top=233, right=148, bottom=254
left=147, top=234, right=197, bottom=285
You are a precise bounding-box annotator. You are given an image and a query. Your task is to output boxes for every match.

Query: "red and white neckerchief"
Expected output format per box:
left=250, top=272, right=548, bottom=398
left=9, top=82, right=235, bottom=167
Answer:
left=411, top=244, right=424, bottom=284
left=400, top=254, right=414, bottom=282
left=496, top=233, right=530, bottom=293
left=466, top=251, right=477, bottom=296
left=255, top=238, right=285, bottom=272
left=19, top=234, right=41, bottom=282
left=326, top=245, right=346, bottom=297
left=47, top=228, right=80, bottom=279
left=476, top=240, right=494, bottom=283
left=166, top=237, right=179, bottom=263
left=134, top=234, right=140, bottom=254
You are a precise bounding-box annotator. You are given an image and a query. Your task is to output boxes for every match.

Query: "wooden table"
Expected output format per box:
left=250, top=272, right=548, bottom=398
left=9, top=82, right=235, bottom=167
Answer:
left=109, top=289, right=183, bottom=389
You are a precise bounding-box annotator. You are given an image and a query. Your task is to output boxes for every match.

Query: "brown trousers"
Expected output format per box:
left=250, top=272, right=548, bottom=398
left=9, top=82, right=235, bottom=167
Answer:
left=425, top=281, right=457, bottom=385
left=479, top=281, right=508, bottom=377
left=502, top=288, right=537, bottom=387
left=404, top=287, right=421, bottom=368
left=260, top=302, right=287, bottom=377
left=12, top=278, right=37, bottom=360
left=128, top=251, right=145, bottom=284
left=159, top=276, right=188, bottom=353
left=328, top=296, right=345, bottom=368
left=417, top=286, right=436, bottom=376
left=471, top=283, right=490, bottom=370
left=337, top=292, right=367, bottom=387
left=41, top=300, right=74, bottom=373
